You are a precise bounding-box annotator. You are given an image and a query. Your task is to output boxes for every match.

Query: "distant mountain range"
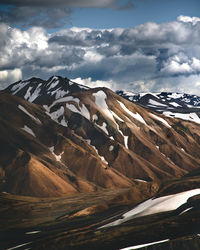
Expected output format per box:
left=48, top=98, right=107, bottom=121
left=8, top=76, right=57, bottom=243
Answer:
left=2, top=76, right=200, bottom=249
left=116, top=90, right=200, bottom=124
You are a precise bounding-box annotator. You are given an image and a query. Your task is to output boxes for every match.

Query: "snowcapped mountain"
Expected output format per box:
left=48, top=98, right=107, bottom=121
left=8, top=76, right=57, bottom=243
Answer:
left=5, top=75, right=89, bottom=105
left=2, top=75, right=200, bottom=198
left=2, top=76, right=200, bottom=249
left=117, top=90, right=200, bottom=124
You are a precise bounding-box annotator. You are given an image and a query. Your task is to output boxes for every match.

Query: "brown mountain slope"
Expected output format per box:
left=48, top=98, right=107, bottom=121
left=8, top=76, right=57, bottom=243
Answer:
left=0, top=92, right=135, bottom=197
left=2, top=76, right=200, bottom=197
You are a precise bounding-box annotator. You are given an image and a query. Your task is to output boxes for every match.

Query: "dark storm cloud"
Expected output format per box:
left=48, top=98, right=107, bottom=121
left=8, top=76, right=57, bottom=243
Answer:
left=0, top=0, right=135, bottom=28
left=1, top=16, right=200, bottom=94
left=0, top=0, right=134, bottom=8
left=0, top=6, right=71, bottom=29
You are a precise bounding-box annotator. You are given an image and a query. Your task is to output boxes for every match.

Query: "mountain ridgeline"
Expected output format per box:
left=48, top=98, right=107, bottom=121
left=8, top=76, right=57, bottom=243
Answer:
left=1, top=75, right=200, bottom=197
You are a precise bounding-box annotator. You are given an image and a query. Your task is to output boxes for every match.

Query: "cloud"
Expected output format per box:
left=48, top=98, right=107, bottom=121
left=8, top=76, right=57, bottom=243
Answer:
left=0, top=0, right=134, bottom=28
left=177, top=15, right=200, bottom=25
left=72, top=77, right=117, bottom=90
left=160, top=54, right=200, bottom=76
left=0, top=0, right=134, bottom=8
left=1, top=16, right=200, bottom=95
left=0, top=68, right=22, bottom=88
left=0, top=6, right=72, bottom=29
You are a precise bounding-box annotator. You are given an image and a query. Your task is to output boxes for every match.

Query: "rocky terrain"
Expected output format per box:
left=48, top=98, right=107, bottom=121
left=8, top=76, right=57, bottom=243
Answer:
left=1, top=76, right=200, bottom=249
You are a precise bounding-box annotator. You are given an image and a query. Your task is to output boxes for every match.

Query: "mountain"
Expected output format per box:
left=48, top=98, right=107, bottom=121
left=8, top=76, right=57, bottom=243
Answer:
left=117, top=90, right=200, bottom=124
left=3, top=75, right=200, bottom=198
left=2, top=76, right=200, bottom=249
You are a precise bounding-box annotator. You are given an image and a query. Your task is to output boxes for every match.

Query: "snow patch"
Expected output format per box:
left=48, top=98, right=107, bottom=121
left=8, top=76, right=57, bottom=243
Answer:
left=169, top=102, right=181, bottom=107
left=66, top=103, right=90, bottom=120
left=101, top=188, right=200, bottom=228
left=48, top=79, right=59, bottom=90
left=18, top=105, right=41, bottom=124
left=93, top=91, right=116, bottom=123
left=49, top=106, right=64, bottom=121
left=24, top=86, right=33, bottom=100
left=124, top=136, right=129, bottom=149
left=92, top=114, right=98, bottom=121
left=109, top=145, right=114, bottom=151
left=151, top=113, right=171, bottom=128
left=60, top=117, right=68, bottom=127
left=49, top=96, right=79, bottom=108
left=163, top=111, right=200, bottom=124
left=179, top=207, right=193, bottom=215
left=111, top=111, right=124, bottom=122
left=25, top=231, right=41, bottom=235
left=134, top=179, right=147, bottom=183
left=85, top=139, right=108, bottom=167
left=118, top=101, right=146, bottom=124
left=167, top=93, right=184, bottom=99
left=49, top=147, right=64, bottom=162
left=55, top=89, right=69, bottom=99
left=7, top=242, right=32, bottom=250
left=12, top=81, right=30, bottom=95
left=96, top=122, right=109, bottom=135
left=120, top=239, right=169, bottom=250
left=28, top=83, right=42, bottom=102
left=21, top=126, right=36, bottom=137
left=148, top=99, right=167, bottom=107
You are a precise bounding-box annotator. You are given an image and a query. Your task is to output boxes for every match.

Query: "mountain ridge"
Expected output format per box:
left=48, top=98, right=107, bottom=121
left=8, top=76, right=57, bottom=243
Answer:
left=2, top=76, right=200, bottom=197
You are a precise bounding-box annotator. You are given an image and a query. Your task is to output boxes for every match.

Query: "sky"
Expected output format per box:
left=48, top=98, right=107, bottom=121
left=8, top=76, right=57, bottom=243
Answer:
left=0, top=0, right=200, bottom=94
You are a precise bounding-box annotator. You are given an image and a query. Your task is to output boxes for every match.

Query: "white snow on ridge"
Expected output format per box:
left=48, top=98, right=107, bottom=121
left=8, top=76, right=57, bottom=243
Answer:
left=28, top=83, right=42, bottom=102
left=148, top=99, right=167, bottom=107
left=11, top=81, right=30, bottom=95
left=117, top=101, right=146, bottom=124
left=47, top=76, right=58, bottom=86
left=50, top=96, right=79, bottom=108
left=50, top=88, right=69, bottom=99
left=93, top=91, right=116, bottom=124
left=48, top=79, right=59, bottom=90
left=139, top=92, right=160, bottom=98
left=24, top=86, right=33, bottom=100
left=18, top=105, right=41, bottom=124
left=21, top=126, right=36, bottom=137
left=101, top=188, right=200, bottom=228
left=151, top=113, right=171, bottom=128
left=55, top=89, right=69, bottom=99
left=163, top=111, right=200, bottom=124
left=167, top=93, right=184, bottom=99
left=66, top=103, right=90, bottom=120
left=169, top=102, right=181, bottom=107
left=49, top=106, right=64, bottom=121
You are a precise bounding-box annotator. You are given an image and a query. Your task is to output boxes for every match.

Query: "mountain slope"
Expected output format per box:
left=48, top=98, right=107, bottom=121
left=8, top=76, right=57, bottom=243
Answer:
left=0, top=91, right=137, bottom=197
left=3, top=76, right=200, bottom=198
